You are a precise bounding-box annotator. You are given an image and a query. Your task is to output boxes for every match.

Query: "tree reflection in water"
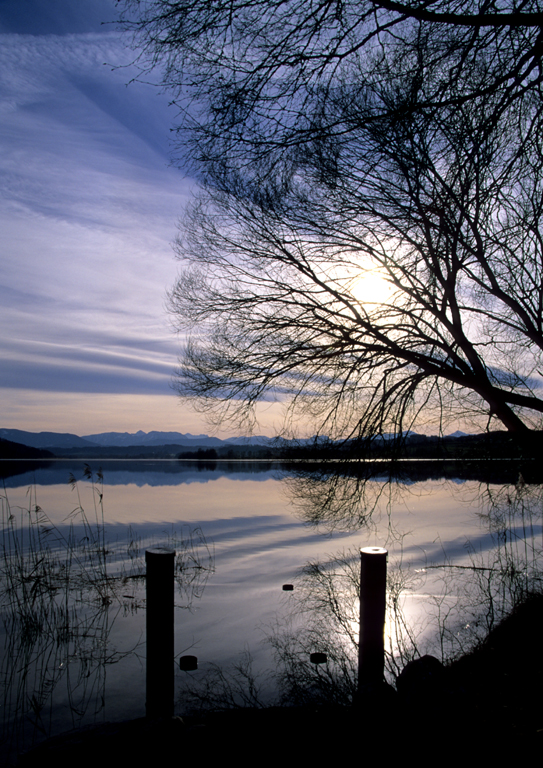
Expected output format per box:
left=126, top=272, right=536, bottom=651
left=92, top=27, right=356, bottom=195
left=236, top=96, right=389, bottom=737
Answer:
left=274, top=467, right=542, bottom=704
left=283, top=460, right=401, bottom=532
left=179, top=463, right=542, bottom=711
left=4, top=463, right=542, bottom=737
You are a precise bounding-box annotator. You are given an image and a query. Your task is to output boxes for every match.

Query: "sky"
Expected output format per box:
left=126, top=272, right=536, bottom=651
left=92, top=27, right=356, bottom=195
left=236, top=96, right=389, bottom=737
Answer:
left=0, top=0, right=284, bottom=437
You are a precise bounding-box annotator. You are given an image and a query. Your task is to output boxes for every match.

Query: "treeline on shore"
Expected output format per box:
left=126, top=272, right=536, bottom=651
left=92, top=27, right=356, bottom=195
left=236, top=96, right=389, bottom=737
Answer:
left=0, top=430, right=543, bottom=461
left=2, top=430, right=542, bottom=462
left=180, top=430, right=543, bottom=462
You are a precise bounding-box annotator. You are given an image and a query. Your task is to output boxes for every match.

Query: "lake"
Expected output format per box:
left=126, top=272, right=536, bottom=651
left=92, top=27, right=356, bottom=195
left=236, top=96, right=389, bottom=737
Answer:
left=1, top=458, right=541, bottom=761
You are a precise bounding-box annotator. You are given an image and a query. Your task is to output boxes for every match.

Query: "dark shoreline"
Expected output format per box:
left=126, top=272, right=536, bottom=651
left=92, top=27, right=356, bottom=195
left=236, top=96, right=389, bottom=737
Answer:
left=1, top=455, right=542, bottom=486
left=17, top=591, right=543, bottom=765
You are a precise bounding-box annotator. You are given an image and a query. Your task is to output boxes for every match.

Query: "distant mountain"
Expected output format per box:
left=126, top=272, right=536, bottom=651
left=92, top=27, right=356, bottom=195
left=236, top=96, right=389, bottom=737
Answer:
left=83, top=430, right=226, bottom=448
left=82, top=430, right=315, bottom=448
left=0, top=437, right=55, bottom=459
left=224, top=434, right=333, bottom=446
left=223, top=435, right=285, bottom=446
left=0, top=428, right=288, bottom=451
left=373, top=431, right=417, bottom=441
left=0, top=428, right=97, bottom=449
left=0, top=427, right=474, bottom=456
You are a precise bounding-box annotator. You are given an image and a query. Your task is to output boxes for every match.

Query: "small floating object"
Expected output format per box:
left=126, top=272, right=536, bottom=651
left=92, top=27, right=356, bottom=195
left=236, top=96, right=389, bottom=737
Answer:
left=282, top=584, right=294, bottom=591
left=179, top=655, right=198, bottom=671
left=310, top=653, right=327, bottom=665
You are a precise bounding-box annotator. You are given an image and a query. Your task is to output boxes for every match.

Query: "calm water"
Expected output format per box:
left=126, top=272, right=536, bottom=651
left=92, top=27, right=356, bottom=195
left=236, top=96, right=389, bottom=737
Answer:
left=1, top=459, right=541, bottom=761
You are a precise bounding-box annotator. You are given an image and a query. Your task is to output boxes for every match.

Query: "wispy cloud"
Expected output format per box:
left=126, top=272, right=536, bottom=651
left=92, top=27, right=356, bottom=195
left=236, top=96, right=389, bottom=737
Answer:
left=0, top=5, right=201, bottom=432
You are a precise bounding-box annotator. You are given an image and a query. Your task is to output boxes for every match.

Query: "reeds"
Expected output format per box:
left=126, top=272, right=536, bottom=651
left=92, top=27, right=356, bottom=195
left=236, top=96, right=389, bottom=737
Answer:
left=0, top=467, right=214, bottom=764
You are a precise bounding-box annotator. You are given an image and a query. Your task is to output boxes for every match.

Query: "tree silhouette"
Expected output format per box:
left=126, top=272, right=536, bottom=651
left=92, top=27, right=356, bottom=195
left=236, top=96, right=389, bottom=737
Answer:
left=120, top=1, right=543, bottom=436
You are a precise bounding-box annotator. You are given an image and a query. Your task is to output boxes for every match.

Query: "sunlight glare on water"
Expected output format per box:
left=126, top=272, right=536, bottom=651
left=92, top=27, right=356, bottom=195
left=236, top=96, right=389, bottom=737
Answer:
left=1, top=461, right=540, bottom=760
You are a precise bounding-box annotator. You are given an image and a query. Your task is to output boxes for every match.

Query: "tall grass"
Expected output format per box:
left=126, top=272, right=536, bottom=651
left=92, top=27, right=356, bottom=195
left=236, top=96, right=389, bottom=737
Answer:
left=0, top=467, right=214, bottom=763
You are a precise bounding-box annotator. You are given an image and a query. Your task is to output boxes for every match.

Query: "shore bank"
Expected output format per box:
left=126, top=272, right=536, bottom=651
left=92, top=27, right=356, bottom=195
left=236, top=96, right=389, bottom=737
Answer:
left=16, top=592, right=543, bottom=765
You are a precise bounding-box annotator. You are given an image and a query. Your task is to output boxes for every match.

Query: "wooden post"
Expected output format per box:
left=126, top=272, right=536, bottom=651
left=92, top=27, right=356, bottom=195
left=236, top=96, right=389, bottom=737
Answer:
left=146, top=547, right=175, bottom=718
left=358, top=547, right=387, bottom=692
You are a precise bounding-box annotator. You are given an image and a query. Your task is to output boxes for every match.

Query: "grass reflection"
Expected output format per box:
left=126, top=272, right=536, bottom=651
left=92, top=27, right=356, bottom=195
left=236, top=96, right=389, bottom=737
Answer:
left=0, top=468, right=214, bottom=763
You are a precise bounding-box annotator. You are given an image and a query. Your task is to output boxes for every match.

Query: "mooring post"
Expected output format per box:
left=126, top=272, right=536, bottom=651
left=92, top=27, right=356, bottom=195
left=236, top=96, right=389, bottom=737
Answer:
left=146, top=546, right=175, bottom=718
left=358, top=546, right=388, bottom=692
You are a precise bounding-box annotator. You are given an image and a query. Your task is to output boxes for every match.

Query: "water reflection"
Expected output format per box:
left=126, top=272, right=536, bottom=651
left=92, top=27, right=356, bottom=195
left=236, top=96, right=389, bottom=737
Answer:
left=0, top=460, right=285, bottom=489
left=1, top=459, right=542, bottom=758
left=273, top=466, right=543, bottom=692
left=283, top=457, right=542, bottom=531
left=178, top=464, right=543, bottom=712
left=0, top=470, right=214, bottom=764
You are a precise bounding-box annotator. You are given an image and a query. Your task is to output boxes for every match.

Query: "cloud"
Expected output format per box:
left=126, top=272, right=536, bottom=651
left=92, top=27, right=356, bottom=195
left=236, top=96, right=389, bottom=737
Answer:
left=0, top=331, right=176, bottom=392
left=0, top=11, right=198, bottom=430
left=0, top=1, right=118, bottom=37
left=0, top=389, right=207, bottom=434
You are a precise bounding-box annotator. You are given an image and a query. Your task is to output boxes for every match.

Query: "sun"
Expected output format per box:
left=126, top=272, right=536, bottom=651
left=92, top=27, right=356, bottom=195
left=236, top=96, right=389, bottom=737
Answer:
left=349, top=272, right=395, bottom=306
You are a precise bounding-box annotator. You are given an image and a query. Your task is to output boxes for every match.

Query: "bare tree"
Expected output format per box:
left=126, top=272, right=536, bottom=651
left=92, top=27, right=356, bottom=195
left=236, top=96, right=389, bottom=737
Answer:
left=119, top=1, right=543, bottom=170
left=120, top=1, right=543, bottom=437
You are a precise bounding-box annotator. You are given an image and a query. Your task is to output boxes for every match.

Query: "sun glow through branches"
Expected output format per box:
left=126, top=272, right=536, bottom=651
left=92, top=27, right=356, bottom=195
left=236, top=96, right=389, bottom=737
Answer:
left=349, top=272, right=396, bottom=307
